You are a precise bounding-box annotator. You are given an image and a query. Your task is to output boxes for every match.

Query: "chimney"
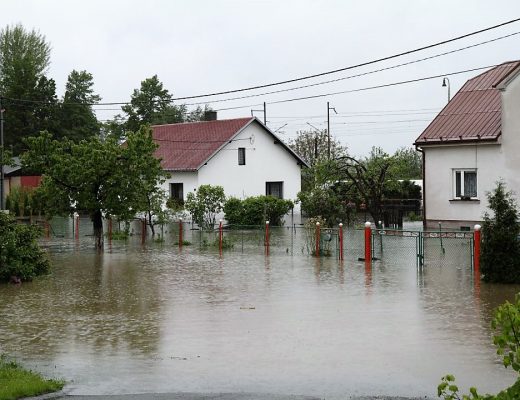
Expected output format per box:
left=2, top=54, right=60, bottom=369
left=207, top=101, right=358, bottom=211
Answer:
left=204, top=111, right=217, bottom=121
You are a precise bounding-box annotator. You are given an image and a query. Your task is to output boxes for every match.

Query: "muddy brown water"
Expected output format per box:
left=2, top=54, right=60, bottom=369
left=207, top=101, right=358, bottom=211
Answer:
left=0, top=229, right=518, bottom=398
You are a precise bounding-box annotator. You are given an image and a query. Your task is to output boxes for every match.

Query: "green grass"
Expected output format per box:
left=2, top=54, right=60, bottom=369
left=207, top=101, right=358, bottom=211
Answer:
left=0, top=355, right=64, bottom=400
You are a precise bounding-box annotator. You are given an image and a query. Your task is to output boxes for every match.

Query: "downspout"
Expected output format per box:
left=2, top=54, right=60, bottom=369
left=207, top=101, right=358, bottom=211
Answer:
left=416, top=146, right=426, bottom=230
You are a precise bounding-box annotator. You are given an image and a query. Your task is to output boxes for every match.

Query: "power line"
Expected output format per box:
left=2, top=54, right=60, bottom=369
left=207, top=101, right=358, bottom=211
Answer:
left=183, top=30, right=520, bottom=106
left=170, top=17, right=520, bottom=100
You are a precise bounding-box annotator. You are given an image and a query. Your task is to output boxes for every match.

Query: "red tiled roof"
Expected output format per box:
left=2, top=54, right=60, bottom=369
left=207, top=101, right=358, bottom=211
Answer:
left=152, top=118, right=254, bottom=171
left=415, top=61, right=520, bottom=145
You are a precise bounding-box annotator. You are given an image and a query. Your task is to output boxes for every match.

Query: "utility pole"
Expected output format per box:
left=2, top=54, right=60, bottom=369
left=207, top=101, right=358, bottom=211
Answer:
left=0, top=96, right=4, bottom=211
left=306, top=122, right=321, bottom=164
left=327, top=102, right=337, bottom=159
left=263, top=102, right=267, bottom=125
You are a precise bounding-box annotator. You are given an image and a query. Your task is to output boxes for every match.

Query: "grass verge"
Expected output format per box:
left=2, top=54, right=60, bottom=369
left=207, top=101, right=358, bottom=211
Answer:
left=0, top=355, right=64, bottom=400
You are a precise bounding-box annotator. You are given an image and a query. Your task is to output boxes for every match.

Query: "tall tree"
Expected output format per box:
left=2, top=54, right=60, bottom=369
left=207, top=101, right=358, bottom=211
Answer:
left=392, top=146, right=422, bottom=180
left=22, top=126, right=167, bottom=250
left=288, top=129, right=348, bottom=167
left=57, top=70, right=101, bottom=141
left=0, top=24, right=56, bottom=154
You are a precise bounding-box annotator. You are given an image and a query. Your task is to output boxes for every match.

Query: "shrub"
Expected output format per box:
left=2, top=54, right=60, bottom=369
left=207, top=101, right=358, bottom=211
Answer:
left=481, top=182, right=520, bottom=283
left=5, top=186, right=44, bottom=218
left=185, top=185, right=226, bottom=230
left=438, top=294, right=520, bottom=400
left=224, top=195, right=293, bottom=226
left=297, top=187, right=351, bottom=227
left=0, top=212, right=50, bottom=282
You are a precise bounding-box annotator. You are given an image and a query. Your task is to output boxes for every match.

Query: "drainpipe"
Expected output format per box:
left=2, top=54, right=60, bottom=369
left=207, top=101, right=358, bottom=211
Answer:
left=416, top=146, right=426, bottom=229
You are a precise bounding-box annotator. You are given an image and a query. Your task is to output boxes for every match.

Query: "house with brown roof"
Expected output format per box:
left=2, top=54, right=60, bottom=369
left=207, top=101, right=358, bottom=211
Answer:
left=152, top=115, right=307, bottom=222
left=414, top=61, right=520, bottom=229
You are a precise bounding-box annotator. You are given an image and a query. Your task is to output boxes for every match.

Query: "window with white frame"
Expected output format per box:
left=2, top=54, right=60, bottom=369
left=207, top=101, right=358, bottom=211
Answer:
left=453, top=169, right=477, bottom=199
left=238, top=147, right=246, bottom=165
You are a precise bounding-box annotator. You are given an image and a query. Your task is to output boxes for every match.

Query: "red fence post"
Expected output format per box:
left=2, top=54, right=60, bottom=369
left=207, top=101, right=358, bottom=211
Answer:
left=474, top=224, right=481, bottom=276
left=75, top=215, right=79, bottom=241
left=315, top=222, right=321, bottom=257
left=219, top=220, right=223, bottom=255
left=179, top=218, right=183, bottom=248
left=339, top=223, right=344, bottom=261
left=265, top=221, right=270, bottom=255
left=141, top=218, right=146, bottom=245
left=364, top=221, right=372, bottom=266
left=108, top=218, right=112, bottom=242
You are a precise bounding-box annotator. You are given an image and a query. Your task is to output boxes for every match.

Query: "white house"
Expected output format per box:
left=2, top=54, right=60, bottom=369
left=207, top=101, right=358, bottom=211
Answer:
left=414, top=61, right=520, bottom=229
left=152, top=115, right=307, bottom=221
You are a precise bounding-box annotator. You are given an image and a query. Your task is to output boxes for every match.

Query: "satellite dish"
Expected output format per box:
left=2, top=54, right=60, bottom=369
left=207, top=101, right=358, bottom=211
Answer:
left=250, top=134, right=255, bottom=145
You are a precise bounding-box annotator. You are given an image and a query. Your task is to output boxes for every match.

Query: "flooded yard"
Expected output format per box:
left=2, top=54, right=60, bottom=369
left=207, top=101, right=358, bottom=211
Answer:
left=0, top=226, right=518, bottom=398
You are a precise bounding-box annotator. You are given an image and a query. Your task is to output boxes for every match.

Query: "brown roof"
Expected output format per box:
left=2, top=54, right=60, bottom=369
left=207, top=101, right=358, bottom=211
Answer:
left=152, top=117, right=308, bottom=171
left=415, top=61, right=520, bottom=146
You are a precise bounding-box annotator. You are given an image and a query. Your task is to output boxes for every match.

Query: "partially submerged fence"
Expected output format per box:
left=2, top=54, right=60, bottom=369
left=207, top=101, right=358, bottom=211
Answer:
left=41, top=216, right=481, bottom=271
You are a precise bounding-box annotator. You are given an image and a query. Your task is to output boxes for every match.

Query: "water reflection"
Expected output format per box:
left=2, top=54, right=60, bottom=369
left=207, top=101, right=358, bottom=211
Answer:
left=0, top=232, right=519, bottom=398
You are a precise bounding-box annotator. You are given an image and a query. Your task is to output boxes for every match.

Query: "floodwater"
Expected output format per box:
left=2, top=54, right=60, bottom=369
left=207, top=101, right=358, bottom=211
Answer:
left=0, top=226, right=519, bottom=399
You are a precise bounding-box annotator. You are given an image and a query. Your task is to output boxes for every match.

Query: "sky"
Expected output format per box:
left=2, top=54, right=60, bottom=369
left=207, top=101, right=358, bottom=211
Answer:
left=2, top=0, right=520, bottom=157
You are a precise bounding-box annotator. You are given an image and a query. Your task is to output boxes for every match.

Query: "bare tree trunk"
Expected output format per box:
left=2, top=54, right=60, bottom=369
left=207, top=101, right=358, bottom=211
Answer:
left=92, top=209, right=104, bottom=250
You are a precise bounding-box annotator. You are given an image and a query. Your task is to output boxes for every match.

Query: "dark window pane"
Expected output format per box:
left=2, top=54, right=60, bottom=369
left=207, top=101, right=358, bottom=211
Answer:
left=464, top=171, right=477, bottom=198
left=238, top=148, right=246, bottom=165
left=266, top=181, right=283, bottom=199
left=455, top=171, right=461, bottom=198
left=170, top=183, right=184, bottom=202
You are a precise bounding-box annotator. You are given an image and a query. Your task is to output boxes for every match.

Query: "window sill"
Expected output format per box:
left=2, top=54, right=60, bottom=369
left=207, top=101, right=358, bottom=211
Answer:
left=449, top=198, right=480, bottom=203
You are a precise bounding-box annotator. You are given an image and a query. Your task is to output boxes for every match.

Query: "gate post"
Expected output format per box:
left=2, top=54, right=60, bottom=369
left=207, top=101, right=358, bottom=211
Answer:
left=338, top=223, right=344, bottom=261
left=75, top=215, right=80, bottom=241
left=219, top=220, right=223, bottom=255
left=179, top=218, right=183, bottom=248
left=315, top=222, right=321, bottom=257
left=364, top=221, right=372, bottom=266
left=474, top=224, right=481, bottom=276
left=265, top=221, right=270, bottom=255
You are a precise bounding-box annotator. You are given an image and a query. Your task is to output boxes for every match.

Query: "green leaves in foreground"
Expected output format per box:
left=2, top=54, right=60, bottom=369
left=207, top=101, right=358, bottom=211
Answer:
left=0, top=355, right=64, bottom=400
left=438, top=294, right=520, bottom=400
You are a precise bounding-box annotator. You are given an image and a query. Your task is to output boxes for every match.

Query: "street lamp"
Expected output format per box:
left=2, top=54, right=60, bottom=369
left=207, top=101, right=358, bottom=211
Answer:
left=442, top=77, right=451, bottom=103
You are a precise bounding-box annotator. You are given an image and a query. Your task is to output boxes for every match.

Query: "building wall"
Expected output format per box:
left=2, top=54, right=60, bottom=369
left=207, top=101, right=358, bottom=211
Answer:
left=423, top=73, right=520, bottom=229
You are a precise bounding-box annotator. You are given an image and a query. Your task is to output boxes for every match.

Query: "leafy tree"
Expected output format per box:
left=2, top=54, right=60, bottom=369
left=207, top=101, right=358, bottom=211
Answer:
left=0, top=24, right=57, bottom=154
left=22, top=126, right=165, bottom=250
left=0, top=212, right=50, bottom=282
left=185, top=185, right=225, bottom=230
left=438, top=294, right=520, bottom=399
left=224, top=195, right=293, bottom=226
left=57, top=70, right=101, bottom=141
left=288, top=129, right=348, bottom=167
left=480, top=182, right=520, bottom=283
left=392, top=146, right=422, bottom=180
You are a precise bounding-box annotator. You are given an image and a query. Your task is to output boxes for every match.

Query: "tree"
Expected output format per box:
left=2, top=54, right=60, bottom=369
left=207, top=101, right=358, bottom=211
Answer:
left=224, top=196, right=294, bottom=226
left=480, top=182, right=520, bottom=283
left=57, top=70, right=101, bottom=141
left=0, top=24, right=57, bottom=154
left=288, top=129, right=348, bottom=167
left=22, top=126, right=165, bottom=250
left=0, top=212, right=50, bottom=282
left=185, top=185, right=225, bottom=230
left=392, top=146, right=422, bottom=180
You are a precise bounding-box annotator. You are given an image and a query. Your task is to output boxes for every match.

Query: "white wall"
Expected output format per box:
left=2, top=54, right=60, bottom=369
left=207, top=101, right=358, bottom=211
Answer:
left=161, top=171, right=198, bottom=202
left=197, top=121, right=303, bottom=207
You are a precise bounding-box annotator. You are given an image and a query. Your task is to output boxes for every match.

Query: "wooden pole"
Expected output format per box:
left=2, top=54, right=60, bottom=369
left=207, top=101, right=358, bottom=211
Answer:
left=339, top=223, right=344, bottom=261
left=179, top=218, right=183, bottom=248
left=474, top=224, right=481, bottom=277
left=219, top=220, right=223, bottom=256
left=265, top=221, right=270, bottom=255
left=364, top=221, right=372, bottom=267
left=108, top=218, right=112, bottom=242
left=315, top=222, right=321, bottom=257
left=75, top=215, right=79, bottom=241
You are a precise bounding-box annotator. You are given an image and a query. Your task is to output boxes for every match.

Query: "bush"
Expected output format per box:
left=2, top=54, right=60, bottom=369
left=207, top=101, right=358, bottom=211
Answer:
left=481, top=182, right=520, bottom=283
left=438, top=294, right=520, bottom=400
left=185, top=185, right=226, bottom=230
left=5, top=186, right=44, bottom=218
left=224, top=195, right=293, bottom=226
left=0, top=212, right=50, bottom=282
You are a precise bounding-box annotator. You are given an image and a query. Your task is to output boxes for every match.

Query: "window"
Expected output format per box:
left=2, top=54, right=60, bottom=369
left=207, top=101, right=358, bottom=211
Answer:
left=266, top=181, right=283, bottom=199
left=453, top=169, right=477, bottom=199
left=170, top=183, right=184, bottom=203
left=238, top=148, right=246, bottom=165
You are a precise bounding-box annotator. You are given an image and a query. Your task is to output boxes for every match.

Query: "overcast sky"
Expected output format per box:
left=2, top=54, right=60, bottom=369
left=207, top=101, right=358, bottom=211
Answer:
left=2, top=0, right=520, bottom=156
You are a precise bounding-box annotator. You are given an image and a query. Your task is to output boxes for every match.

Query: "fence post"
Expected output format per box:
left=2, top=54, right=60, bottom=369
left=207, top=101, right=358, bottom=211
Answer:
left=338, top=223, right=343, bottom=261
left=364, top=221, right=372, bottom=266
left=179, top=218, right=183, bottom=248
left=315, top=221, right=321, bottom=257
left=219, top=219, right=223, bottom=255
left=45, top=220, right=50, bottom=239
left=75, top=215, right=80, bottom=241
left=265, top=221, right=270, bottom=255
left=474, top=224, right=481, bottom=276
left=141, top=218, right=146, bottom=245
left=108, top=218, right=112, bottom=241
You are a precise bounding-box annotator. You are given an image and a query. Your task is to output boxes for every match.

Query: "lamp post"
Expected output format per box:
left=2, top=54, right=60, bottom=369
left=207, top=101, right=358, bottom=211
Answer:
left=442, top=77, right=451, bottom=103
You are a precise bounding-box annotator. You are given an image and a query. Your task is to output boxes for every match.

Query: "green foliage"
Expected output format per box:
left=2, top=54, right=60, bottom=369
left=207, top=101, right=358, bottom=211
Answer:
left=201, top=236, right=234, bottom=250
left=303, top=216, right=333, bottom=257
left=298, top=187, right=349, bottom=227
left=5, top=186, right=43, bottom=217
left=481, top=182, right=520, bottom=283
left=438, top=294, right=520, bottom=400
left=224, top=195, right=293, bottom=226
left=57, top=69, right=101, bottom=141
left=22, top=126, right=166, bottom=249
left=0, top=212, right=50, bottom=282
left=0, top=354, right=64, bottom=399
left=185, top=185, right=226, bottom=230
left=392, top=146, right=422, bottom=180
left=0, top=24, right=57, bottom=154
